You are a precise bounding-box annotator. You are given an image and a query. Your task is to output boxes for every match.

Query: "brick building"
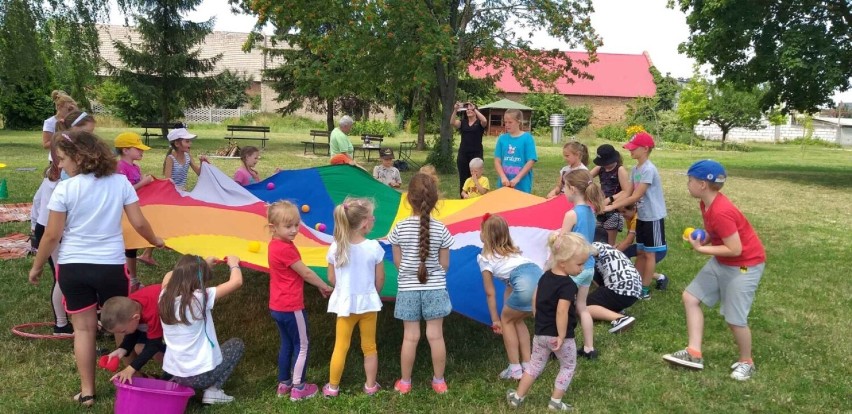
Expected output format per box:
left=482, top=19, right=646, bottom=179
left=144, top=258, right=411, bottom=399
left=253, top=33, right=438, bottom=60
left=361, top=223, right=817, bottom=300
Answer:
left=468, top=52, right=657, bottom=127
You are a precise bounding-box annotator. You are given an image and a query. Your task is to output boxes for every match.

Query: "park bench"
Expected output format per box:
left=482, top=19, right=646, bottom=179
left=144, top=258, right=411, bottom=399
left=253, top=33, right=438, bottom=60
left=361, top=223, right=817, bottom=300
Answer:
left=302, top=130, right=330, bottom=156
left=140, top=121, right=185, bottom=146
left=224, top=125, right=271, bottom=148
left=358, top=134, right=385, bottom=161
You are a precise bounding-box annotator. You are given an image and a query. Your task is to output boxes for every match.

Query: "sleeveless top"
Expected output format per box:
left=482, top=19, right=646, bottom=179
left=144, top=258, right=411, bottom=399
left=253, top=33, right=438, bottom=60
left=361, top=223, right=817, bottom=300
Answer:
left=572, top=204, right=596, bottom=269
left=458, top=119, right=485, bottom=153
left=169, top=152, right=191, bottom=189
left=599, top=166, right=621, bottom=198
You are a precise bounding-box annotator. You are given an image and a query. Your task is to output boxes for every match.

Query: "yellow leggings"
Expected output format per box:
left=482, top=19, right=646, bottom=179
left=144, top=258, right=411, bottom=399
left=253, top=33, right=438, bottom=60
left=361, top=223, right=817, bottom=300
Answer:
left=329, top=312, right=378, bottom=386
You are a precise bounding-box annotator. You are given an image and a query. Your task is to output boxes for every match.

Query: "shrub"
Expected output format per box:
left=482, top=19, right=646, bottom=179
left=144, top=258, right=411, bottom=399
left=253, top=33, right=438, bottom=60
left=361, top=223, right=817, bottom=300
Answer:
left=626, top=124, right=646, bottom=138
left=425, top=135, right=456, bottom=174
left=350, top=119, right=398, bottom=137
left=781, top=137, right=841, bottom=148
left=596, top=123, right=626, bottom=141
left=95, top=79, right=159, bottom=125
left=523, top=93, right=592, bottom=135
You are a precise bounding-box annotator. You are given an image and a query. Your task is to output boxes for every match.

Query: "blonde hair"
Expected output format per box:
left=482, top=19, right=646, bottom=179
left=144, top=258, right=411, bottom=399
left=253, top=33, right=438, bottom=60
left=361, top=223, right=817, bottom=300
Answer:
left=407, top=172, right=439, bottom=284
left=564, top=169, right=604, bottom=213
left=51, top=90, right=76, bottom=112
left=563, top=141, right=589, bottom=167
left=481, top=214, right=520, bottom=258
left=332, top=197, right=375, bottom=267
left=267, top=200, right=301, bottom=229
left=504, top=109, right=524, bottom=124
left=100, top=296, right=140, bottom=331
left=469, top=157, right=484, bottom=169
left=547, top=232, right=595, bottom=264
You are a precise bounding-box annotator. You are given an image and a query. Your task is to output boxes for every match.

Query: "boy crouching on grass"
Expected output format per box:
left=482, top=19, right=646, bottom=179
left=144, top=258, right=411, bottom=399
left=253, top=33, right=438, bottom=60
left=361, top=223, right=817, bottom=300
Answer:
left=101, top=284, right=167, bottom=382
left=662, top=160, right=766, bottom=381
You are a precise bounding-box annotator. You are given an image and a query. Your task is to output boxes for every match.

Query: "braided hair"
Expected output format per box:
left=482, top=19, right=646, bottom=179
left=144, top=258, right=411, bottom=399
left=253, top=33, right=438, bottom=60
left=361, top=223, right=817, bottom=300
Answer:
left=407, top=172, right=439, bottom=284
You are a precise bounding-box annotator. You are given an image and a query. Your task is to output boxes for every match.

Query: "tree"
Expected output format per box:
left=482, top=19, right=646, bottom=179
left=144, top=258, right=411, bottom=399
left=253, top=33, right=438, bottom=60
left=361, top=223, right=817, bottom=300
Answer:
left=237, top=0, right=601, bottom=172
left=0, top=0, right=54, bottom=129
left=212, top=70, right=252, bottom=109
left=109, top=0, right=221, bottom=135
left=676, top=75, right=710, bottom=131
left=649, top=66, right=679, bottom=111
left=705, top=82, right=764, bottom=149
left=675, top=0, right=852, bottom=113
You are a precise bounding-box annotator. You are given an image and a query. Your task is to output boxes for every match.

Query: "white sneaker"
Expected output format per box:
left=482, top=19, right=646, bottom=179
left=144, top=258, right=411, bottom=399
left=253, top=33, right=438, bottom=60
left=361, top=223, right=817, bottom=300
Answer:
left=202, top=387, right=235, bottom=404
left=730, top=362, right=756, bottom=381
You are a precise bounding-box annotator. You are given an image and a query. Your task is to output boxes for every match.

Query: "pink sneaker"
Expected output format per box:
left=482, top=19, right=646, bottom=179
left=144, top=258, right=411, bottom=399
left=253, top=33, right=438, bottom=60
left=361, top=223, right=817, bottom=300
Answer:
left=393, top=379, right=412, bottom=395
left=289, top=383, right=318, bottom=401
left=431, top=379, right=448, bottom=394
left=363, top=382, right=381, bottom=395
left=276, top=382, right=292, bottom=398
left=322, top=383, right=339, bottom=397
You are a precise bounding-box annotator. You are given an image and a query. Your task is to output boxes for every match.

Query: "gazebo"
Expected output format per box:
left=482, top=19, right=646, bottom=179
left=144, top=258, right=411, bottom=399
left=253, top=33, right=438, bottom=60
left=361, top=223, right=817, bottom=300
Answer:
left=478, top=99, right=533, bottom=136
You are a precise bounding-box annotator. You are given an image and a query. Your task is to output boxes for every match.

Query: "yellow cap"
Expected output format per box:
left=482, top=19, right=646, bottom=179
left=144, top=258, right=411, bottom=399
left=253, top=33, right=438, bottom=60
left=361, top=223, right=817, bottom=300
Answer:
left=114, top=132, right=151, bottom=151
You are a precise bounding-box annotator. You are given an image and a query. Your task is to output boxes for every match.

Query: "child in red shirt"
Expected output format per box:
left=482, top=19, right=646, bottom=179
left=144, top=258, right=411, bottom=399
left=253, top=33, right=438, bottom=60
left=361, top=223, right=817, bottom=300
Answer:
left=266, top=201, right=333, bottom=401
left=662, top=160, right=766, bottom=381
left=100, top=284, right=166, bottom=382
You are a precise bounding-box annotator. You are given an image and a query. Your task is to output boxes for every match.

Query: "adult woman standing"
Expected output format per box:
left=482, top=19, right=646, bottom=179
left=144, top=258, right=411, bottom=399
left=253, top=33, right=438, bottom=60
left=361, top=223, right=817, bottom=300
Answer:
left=451, top=102, right=487, bottom=197
left=42, top=90, right=78, bottom=153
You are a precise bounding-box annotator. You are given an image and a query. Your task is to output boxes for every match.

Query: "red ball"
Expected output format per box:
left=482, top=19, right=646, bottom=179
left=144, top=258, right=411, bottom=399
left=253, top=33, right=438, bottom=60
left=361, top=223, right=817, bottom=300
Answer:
left=98, top=355, right=120, bottom=372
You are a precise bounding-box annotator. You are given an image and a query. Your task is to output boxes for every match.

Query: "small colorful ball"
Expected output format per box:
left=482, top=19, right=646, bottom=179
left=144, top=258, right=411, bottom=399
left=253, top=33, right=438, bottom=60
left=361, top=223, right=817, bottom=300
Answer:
left=266, top=182, right=275, bottom=190
left=301, top=204, right=310, bottom=213
left=315, top=223, right=327, bottom=232
left=690, top=228, right=707, bottom=243
left=248, top=241, right=261, bottom=253
left=682, top=227, right=695, bottom=240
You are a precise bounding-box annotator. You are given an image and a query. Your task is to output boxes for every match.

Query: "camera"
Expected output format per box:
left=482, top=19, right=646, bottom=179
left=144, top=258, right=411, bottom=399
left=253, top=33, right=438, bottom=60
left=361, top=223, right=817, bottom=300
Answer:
left=457, top=105, right=468, bottom=114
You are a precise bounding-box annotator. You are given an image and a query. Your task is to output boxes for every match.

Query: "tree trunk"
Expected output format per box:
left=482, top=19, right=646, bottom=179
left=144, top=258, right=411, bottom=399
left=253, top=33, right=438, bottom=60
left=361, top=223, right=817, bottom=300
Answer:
left=417, top=109, right=426, bottom=150
left=721, top=128, right=728, bottom=150
left=325, top=98, right=334, bottom=131
left=435, top=60, right=458, bottom=156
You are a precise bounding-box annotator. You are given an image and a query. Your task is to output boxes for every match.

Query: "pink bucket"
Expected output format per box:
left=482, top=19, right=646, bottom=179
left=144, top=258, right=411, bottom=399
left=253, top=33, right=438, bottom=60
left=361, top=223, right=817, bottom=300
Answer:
left=113, top=377, right=195, bottom=414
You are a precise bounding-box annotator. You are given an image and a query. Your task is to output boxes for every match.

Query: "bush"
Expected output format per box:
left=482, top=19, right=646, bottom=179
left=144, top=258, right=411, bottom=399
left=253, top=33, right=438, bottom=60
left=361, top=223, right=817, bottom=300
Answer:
left=781, top=137, right=841, bottom=148
left=237, top=112, right=325, bottom=132
left=595, top=123, right=626, bottom=141
left=562, top=105, right=593, bottom=135
left=523, top=93, right=592, bottom=135
left=425, top=135, right=456, bottom=174
left=407, top=109, right=441, bottom=135
left=95, top=79, right=159, bottom=125
left=350, top=119, right=398, bottom=137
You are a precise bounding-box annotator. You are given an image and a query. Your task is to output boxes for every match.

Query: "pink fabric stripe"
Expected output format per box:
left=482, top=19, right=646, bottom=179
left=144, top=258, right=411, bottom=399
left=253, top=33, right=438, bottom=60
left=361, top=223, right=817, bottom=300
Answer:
left=292, top=310, right=309, bottom=384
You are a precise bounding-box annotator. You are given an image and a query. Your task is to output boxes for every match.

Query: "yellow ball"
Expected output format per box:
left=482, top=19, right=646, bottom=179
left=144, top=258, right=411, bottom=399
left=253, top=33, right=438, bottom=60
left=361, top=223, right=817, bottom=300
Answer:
left=682, top=227, right=695, bottom=241
left=248, top=241, right=261, bottom=253
left=301, top=204, right=310, bottom=213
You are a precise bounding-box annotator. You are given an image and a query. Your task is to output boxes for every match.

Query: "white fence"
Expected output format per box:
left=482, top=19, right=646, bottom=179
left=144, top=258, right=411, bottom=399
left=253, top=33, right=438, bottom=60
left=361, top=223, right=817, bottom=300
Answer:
left=694, top=122, right=841, bottom=144
left=90, top=103, right=260, bottom=124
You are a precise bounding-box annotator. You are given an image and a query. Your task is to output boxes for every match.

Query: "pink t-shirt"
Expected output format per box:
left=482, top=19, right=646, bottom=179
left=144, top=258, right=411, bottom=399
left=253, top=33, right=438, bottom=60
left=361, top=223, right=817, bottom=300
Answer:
left=117, top=160, right=142, bottom=185
left=233, top=167, right=257, bottom=186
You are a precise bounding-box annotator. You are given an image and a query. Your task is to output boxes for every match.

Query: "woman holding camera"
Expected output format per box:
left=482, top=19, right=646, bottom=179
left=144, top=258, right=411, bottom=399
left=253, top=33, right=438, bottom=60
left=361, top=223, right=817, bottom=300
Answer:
left=451, top=101, right=488, bottom=197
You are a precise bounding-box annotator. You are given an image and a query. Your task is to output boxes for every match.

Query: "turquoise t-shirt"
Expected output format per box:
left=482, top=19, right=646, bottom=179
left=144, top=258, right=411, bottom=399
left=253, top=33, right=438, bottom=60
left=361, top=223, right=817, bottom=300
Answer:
left=494, top=132, right=537, bottom=193
left=572, top=204, right=596, bottom=269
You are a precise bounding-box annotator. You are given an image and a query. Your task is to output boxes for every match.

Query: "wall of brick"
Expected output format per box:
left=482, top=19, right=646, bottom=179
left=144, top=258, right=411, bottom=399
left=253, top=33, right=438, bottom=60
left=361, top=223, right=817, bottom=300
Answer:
left=693, top=122, right=841, bottom=144
left=499, top=93, right=630, bottom=128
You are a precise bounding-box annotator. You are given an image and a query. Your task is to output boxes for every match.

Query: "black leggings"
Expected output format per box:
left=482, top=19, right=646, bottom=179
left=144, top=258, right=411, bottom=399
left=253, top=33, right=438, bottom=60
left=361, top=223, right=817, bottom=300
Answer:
left=456, top=150, right=483, bottom=196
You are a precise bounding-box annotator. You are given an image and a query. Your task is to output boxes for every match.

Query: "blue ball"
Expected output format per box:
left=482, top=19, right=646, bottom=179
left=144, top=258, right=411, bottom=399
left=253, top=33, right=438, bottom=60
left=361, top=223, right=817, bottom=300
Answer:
left=690, top=228, right=707, bottom=243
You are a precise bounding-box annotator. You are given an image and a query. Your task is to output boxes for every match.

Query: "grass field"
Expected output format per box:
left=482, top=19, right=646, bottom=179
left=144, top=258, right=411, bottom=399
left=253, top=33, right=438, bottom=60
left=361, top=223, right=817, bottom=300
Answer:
left=1, top=126, right=850, bottom=413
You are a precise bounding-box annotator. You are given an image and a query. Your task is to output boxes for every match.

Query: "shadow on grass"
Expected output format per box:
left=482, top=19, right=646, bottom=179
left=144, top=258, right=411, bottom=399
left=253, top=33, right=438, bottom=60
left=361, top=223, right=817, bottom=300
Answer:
left=730, top=164, right=852, bottom=189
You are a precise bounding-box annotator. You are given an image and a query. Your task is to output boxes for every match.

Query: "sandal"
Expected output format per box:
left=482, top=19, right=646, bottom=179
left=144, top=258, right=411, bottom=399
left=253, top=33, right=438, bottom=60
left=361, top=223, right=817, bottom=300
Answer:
left=73, top=393, right=95, bottom=407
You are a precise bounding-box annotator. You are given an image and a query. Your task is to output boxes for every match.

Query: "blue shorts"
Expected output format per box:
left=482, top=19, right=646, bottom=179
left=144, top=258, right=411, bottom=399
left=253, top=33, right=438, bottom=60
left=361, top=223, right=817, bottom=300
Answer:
left=394, top=289, right=452, bottom=321
left=504, top=263, right=542, bottom=312
left=571, top=267, right=594, bottom=287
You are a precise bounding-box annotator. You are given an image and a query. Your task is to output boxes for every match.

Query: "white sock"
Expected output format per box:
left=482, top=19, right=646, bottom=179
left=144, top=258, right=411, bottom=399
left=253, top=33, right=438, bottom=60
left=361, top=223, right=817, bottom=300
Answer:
left=509, top=363, right=522, bottom=372
left=551, top=397, right=562, bottom=404
left=52, top=282, right=68, bottom=326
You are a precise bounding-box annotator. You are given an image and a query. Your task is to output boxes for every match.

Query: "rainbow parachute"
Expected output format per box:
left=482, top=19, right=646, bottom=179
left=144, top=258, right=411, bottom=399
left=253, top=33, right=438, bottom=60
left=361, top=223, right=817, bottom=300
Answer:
left=124, top=164, right=570, bottom=325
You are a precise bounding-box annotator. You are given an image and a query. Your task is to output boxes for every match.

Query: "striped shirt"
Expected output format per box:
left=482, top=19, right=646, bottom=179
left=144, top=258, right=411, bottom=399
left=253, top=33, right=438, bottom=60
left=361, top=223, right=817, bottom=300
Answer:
left=387, top=216, right=454, bottom=291
left=169, top=152, right=191, bottom=189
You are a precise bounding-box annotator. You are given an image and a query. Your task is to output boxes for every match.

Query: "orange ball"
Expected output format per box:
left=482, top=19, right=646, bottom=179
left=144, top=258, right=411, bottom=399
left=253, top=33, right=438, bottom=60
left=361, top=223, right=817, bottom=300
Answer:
left=301, top=204, right=310, bottom=213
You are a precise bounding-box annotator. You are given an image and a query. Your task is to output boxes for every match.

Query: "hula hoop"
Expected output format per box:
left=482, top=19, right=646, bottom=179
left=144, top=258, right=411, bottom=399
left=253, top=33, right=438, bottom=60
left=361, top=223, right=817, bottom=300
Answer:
left=11, top=322, right=74, bottom=339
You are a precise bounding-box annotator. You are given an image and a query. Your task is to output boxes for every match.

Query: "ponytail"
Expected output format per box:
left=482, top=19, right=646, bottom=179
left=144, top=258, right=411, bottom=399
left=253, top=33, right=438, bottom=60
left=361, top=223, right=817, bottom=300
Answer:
left=332, top=203, right=352, bottom=267
left=406, top=173, right=439, bottom=284
left=417, top=199, right=431, bottom=284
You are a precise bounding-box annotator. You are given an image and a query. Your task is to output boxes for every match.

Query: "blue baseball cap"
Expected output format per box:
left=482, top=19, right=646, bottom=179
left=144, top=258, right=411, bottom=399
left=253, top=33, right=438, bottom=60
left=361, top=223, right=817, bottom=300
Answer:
left=687, top=159, right=727, bottom=183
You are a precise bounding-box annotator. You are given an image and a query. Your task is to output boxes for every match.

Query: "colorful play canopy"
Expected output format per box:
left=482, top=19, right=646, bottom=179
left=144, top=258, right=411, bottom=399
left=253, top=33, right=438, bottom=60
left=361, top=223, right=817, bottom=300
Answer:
left=124, top=164, right=571, bottom=325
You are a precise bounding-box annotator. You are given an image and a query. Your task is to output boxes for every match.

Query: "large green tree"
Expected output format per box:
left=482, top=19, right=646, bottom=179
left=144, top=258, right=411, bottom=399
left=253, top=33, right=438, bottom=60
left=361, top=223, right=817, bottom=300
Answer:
left=705, top=82, right=765, bottom=149
left=109, top=0, right=221, bottom=135
left=0, top=0, right=54, bottom=129
left=238, top=0, right=601, bottom=170
left=675, top=0, right=852, bottom=112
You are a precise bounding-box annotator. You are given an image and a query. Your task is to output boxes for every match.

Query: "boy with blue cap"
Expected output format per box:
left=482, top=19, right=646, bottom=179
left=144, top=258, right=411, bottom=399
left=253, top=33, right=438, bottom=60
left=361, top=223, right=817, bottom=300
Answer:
left=663, top=160, right=766, bottom=381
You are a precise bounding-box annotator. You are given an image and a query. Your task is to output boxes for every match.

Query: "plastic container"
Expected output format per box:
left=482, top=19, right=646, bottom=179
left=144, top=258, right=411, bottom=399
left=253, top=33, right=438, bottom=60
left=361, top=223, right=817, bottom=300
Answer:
left=113, top=377, right=195, bottom=414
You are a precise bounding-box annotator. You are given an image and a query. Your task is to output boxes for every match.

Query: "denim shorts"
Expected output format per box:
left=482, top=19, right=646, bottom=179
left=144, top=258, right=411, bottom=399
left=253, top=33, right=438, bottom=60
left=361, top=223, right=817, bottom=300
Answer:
left=504, top=263, right=543, bottom=312
left=571, top=267, right=594, bottom=287
left=394, top=289, right=452, bottom=321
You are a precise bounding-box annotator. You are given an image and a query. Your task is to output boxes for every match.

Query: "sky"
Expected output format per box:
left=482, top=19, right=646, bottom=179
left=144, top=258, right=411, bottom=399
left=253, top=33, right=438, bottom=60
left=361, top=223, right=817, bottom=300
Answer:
left=109, top=0, right=851, bottom=103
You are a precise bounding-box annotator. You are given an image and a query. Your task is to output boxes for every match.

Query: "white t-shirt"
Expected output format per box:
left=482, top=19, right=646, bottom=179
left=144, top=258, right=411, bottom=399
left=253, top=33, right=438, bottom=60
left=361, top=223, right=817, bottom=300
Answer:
left=326, top=239, right=385, bottom=316
left=477, top=252, right=534, bottom=282
left=32, top=178, right=58, bottom=227
left=47, top=173, right=138, bottom=264
left=162, top=287, right=223, bottom=377
left=43, top=117, right=57, bottom=161
left=387, top=216, right=454, bottom=291
left=559, top=163, right=588, bottom=176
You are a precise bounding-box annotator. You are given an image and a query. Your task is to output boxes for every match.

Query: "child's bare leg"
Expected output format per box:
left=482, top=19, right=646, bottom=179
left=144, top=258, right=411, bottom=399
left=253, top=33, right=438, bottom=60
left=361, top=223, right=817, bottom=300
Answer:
left=606, top=229, right=617, bottom=246
left=425, top=318, right=446, bottom=379
left=576, top=286, right=594, bottom=352
left=588, top=305, right=624, bottom=322
left=500, top=307, right=528, bottom=364
left=71, top=308, right=99, bottom=397
left=399, top=321, right=420, bottom=381
left=639, top=250, right=657, bottom=287
left=683, top=291, right=704, bottom=352
left=514, top=318, right=532, bottom=364
left=729, top=324, right=752, bottom=361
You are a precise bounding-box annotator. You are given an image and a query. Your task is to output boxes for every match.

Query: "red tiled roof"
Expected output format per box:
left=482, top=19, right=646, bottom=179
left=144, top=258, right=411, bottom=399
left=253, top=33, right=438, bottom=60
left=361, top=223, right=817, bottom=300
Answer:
left=468, top=52, right=656, bottom=98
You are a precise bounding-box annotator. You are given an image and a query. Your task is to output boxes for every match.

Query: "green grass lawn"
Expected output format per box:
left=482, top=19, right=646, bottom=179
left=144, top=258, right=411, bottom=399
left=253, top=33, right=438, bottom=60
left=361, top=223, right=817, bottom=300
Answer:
left=1, top=127, right=850, bottom=413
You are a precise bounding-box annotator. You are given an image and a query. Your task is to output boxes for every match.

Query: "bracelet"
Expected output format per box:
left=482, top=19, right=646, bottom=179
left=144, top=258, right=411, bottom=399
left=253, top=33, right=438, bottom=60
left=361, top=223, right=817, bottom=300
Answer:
left=229, top=265, right=240, bottom=270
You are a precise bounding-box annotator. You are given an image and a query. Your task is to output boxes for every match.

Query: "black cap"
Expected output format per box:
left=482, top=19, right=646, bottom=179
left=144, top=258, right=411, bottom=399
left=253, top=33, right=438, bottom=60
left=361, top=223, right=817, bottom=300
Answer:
left=380, top=148, right=394, bottom=159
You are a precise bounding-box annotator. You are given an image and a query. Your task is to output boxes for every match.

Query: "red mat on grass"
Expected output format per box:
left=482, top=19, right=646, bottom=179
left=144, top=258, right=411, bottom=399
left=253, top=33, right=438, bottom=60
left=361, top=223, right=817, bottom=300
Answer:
left=0, top=233, right=31, bottom=259
left=0, top=203, right=32, bottom=223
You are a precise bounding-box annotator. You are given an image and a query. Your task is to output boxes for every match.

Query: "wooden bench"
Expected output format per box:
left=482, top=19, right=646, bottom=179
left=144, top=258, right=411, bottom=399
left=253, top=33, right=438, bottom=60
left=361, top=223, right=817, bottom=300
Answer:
left=302, top=130, right=330, bottom=156
left=140, top=121, right=185, bottom=146
left=358, top=134, right=385, bottom=161
left=224, top=125, right=271, bottom=148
